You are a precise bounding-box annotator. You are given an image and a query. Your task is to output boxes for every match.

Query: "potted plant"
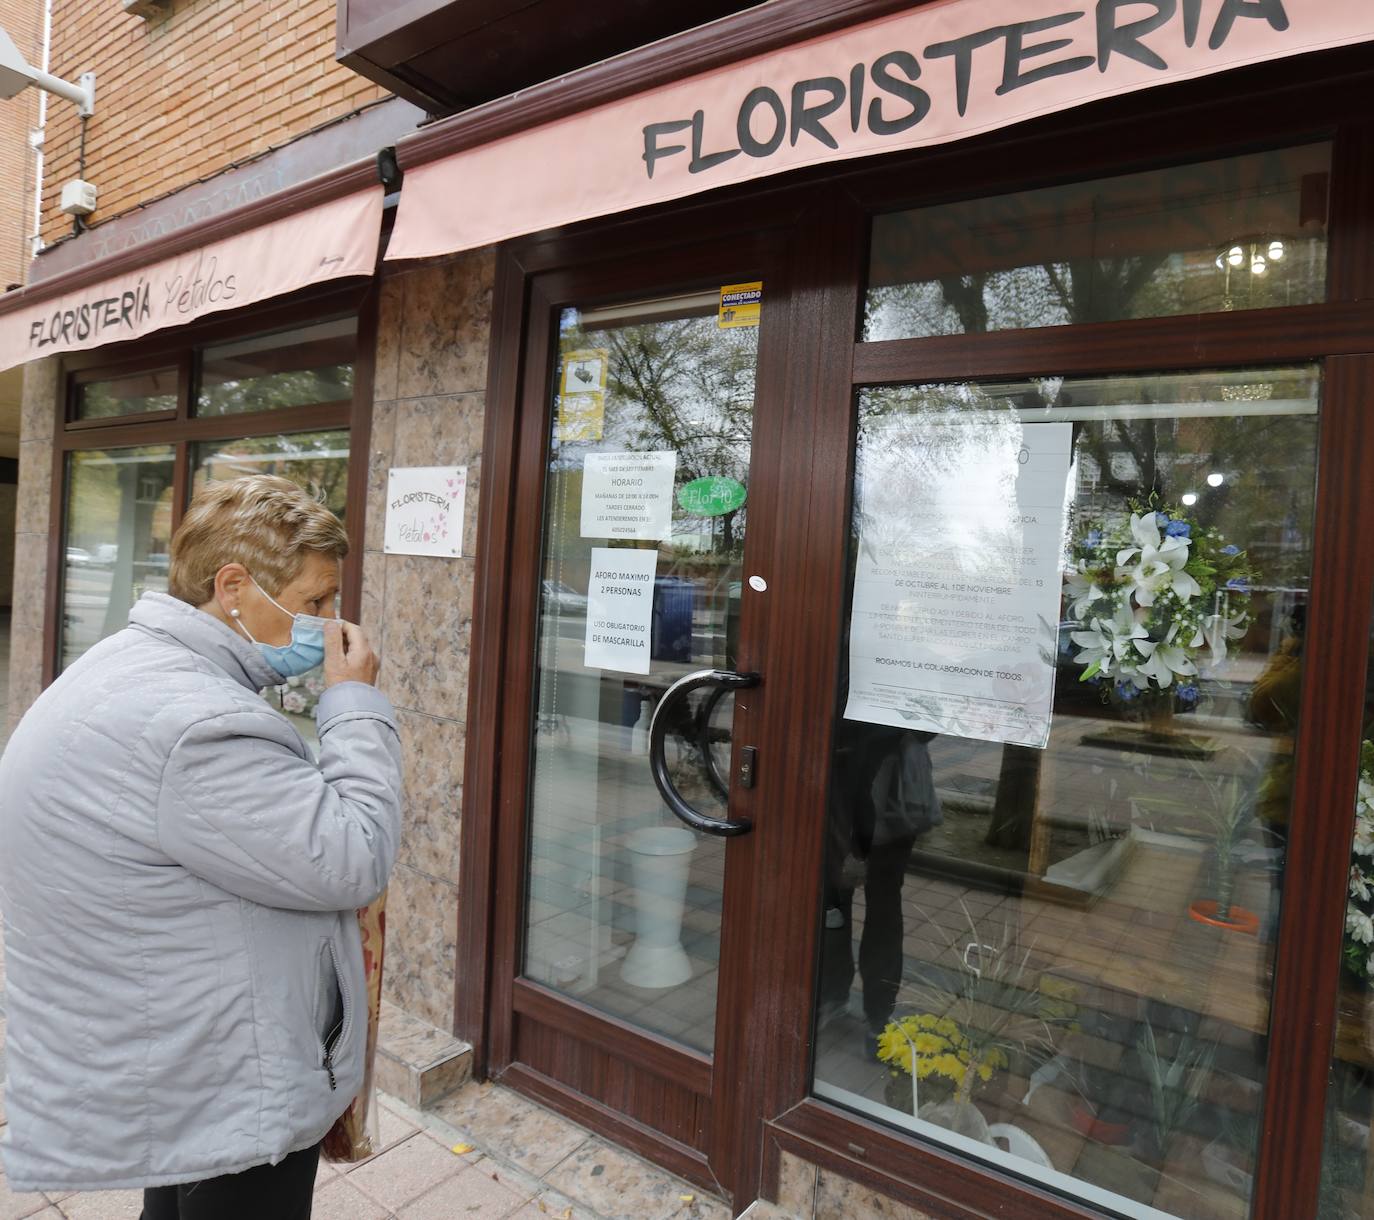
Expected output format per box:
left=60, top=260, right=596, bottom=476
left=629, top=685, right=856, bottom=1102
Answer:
left=1187, top=772, right=1260, bottom=933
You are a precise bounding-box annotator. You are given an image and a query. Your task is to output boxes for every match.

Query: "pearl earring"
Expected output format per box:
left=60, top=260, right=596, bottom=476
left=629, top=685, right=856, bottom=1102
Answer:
left=230, top=608, right=241, bottom=619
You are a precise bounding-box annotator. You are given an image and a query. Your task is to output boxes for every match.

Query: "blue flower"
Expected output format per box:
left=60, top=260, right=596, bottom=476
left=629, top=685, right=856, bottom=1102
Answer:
left=1114, top=681, right=1139, bottom=702
left=1165, top=520, right=1192, bottom=538
left=1086, top=529, right=1104, bottom=547
left=1221, top=544, right=1240, bottom=556
left=1226, top=578, right=1251, bottom=592
left=1177, top=684, right=1200, bottom=706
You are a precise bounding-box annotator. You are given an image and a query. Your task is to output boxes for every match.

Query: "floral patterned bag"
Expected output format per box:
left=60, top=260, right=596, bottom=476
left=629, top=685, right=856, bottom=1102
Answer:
left=321, top=895, right=387, bottom=1162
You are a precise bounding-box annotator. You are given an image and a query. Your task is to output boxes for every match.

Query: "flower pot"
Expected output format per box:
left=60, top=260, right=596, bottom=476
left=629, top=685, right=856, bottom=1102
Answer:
left=1070, top=1100, right=1133, bottom=1146
left=919, top=1096, right=993, bottom=1144
left=620, top=826, right=696, bottom=988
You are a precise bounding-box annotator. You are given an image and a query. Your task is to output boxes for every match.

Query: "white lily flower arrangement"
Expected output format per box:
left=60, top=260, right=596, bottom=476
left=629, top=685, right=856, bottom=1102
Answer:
left=1344, top=743, right=1374, bottom=984
left=1065, top=501, right=1257, bottom=706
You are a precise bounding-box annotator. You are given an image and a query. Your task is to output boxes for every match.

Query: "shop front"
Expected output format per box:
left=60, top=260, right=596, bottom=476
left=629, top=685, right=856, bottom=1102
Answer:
left=370, top=2, right=1374, bottom=1216
left=4, top=1, right=1374, bottom=1217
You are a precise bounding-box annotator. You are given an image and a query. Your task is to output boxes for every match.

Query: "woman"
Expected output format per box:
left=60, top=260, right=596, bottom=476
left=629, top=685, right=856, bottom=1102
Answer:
left=0, top=475, right=403, bottom=1220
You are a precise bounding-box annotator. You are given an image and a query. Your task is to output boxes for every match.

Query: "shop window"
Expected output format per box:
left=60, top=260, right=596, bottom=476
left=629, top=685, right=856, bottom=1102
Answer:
left=189, top=429, right=351, bottom=732
left=1319, top=617, right=1374, bottom=1218
left=56, top=313, right=358, bottom=677
left=863, top=143, right=1330, bottom=342
left=814, top=365, right=1320, bottom=1219
left=61, top=446, right=175, bottom=670
left=73, top=368, right=178, bottom=420
left=195, top=318, right=356, bottom=416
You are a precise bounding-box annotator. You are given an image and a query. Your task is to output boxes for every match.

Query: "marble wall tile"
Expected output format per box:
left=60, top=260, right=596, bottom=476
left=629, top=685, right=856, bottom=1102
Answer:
left=395, top=708, right=464, bottom=883
left=11, top=533, right=48, bottom=638
left=814, top=1169, right=935, bottom=1219
left=392, top=394, right=485, bottom=470
left=6, top=626, right=42, bottom=731
left=379, top=555, right=474, bottom=722
left=360, top=551, right=388, bottom=658
left=460, top=459, right=481, bottom=561
left=383, top=862, right=458, bottom=1031
left=396, top=251, right=496, bottom=401
left=373, top=275, right=405, bottom=404
left=775, top=1151, right=818, bottom=1217
left=19, top=358, right=57, bottom=444
left=15, top=440, right=52, bottom=537
left=364, top=398, right=397, bottom=554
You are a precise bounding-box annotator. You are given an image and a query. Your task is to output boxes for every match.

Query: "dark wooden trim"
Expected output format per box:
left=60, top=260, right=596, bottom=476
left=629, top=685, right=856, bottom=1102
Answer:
left=0, top=174, right=380, bottom=322
left=63, top=410, right=179, bottom=433
left=1251, top=355, right=1374, bottom=1220
left=341, top=283, right=381, bottom=624
left=42, top=398, right=65, bottom=688
left=512, top=979, right=713, bottom=1095
left=1329, top=122, right=1374, bottom=302
left=392, top=0, right=931, bottom=171
left=54, top=402, right=354, bottom=453
left=454, top=244, right=530, bottom=1061
left=169, top=441, right=190, bottom=537
left=851, top=301, right=1374, bottom=387
left=500, top=1062, right=723, bottom=1198
left=769, top=1099, right=1101, bottom=1220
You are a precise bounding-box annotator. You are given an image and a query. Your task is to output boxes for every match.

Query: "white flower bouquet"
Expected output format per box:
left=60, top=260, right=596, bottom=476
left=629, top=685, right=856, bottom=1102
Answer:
left=1065, top=501, right=1257, bottom=706
left=1344, top=742, right=1374, bottom=984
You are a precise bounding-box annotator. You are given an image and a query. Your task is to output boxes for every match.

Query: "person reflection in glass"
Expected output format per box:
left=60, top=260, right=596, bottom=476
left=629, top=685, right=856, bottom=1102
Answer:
left=819, top=720, right=943, bottom=1056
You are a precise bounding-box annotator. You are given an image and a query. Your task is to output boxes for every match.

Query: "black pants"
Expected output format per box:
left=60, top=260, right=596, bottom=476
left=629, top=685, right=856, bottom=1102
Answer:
left=139, top=1144, right=320, bottom=1220
left=821, top=836, right=918, bottom=1032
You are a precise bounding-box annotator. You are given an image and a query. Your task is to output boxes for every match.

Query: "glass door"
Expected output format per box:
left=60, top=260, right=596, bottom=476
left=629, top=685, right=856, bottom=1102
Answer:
left=489, top=231, right=789, bottom=1197
left=524, top=290, right=758, bottom=1049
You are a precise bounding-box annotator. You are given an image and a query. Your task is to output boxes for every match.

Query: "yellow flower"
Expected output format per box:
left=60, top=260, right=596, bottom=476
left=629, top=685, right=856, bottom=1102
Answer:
left=912, top=1033, right=945, bottom=1055
left=977, top=1061, right=994, bottom=1082
left=931, top=1054, right=964, bottom=1083
left=875, top=1029, right=913, bottom=1073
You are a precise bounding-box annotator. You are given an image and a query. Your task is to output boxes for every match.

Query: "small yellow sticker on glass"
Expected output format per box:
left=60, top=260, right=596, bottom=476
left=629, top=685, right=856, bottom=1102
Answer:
left=557, top=348, right=609, bottom=442
left=718, top=281, right=762, bottom=329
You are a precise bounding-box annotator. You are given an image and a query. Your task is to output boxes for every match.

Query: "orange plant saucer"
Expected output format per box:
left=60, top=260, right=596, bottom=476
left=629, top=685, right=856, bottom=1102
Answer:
left=1188, top=900, right=1260, bottom=934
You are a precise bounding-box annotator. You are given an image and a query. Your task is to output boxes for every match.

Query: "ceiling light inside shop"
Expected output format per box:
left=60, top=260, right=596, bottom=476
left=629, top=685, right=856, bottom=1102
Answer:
left=1181, top=492, right=1199, bottom=506
left=1207, top=472, right=1225, bottom=487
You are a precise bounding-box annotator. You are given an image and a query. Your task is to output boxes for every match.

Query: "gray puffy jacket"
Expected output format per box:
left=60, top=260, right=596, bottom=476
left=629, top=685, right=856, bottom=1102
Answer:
left=0, top=592, right=403, bottom=1192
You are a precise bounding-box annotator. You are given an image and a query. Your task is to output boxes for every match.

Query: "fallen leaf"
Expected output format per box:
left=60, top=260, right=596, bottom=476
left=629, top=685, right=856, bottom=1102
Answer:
left=450, top=1143, right=474, bottom=1155
left=679, top=1196, right=695, bottom=1204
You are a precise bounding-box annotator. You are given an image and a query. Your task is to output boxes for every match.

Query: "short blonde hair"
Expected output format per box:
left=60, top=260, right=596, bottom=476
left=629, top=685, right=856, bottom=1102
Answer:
left=169, top=475, right=349, bottom=606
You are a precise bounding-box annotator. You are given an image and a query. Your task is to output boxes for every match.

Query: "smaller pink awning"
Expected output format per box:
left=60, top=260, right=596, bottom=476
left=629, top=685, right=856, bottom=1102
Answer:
left=0, top=188, right=383, bottom=372
left=387, top=0, right=1374, bottom=263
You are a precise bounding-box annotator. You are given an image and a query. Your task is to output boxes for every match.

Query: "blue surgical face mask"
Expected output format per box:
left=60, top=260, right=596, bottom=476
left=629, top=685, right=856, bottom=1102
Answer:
left=232, top=576, right=331, bottom=679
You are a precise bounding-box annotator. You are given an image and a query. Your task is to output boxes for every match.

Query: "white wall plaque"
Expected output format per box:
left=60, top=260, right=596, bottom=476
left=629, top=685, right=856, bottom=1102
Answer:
left=383, top=466, right=466, bottom=557
left=580, top=451, right=677, bottom=541
left=844, top=417, right=1073, bottom=750
left=584, top=546, right=659, bottom=674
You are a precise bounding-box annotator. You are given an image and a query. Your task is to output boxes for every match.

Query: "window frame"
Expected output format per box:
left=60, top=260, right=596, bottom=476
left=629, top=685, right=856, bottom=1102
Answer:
left=43, top=280, right=377, bottom=684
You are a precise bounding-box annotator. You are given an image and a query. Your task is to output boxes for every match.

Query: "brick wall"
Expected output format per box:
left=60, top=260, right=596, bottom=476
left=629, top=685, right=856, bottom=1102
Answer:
left=0, top=0, right=41, bottom=287
left=40, top=0, right=387, bottom=245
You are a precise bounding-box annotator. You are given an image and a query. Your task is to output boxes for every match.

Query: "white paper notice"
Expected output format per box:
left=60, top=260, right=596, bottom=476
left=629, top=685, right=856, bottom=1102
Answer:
left=845, top=416, right=1073, bottom=749
left=383, top=466, right=466, bottom=557
left=580, top=451, right=677, bottom=541
left=584, top=547, right=659, bottom=674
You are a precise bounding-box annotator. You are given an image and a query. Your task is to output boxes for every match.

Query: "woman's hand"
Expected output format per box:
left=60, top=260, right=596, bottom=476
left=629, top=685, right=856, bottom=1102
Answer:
left=324, top=621, right=382, bottom=687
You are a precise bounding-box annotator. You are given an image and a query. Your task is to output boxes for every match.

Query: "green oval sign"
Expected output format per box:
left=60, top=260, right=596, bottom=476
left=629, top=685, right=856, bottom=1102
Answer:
left=677, top=477, right=747, bottom=517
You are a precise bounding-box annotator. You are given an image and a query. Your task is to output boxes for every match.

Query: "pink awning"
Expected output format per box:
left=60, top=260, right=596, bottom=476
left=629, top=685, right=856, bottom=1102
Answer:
left=0, top=189, right=382, bottom=372
left=387, top=0, right=1373, bottom=263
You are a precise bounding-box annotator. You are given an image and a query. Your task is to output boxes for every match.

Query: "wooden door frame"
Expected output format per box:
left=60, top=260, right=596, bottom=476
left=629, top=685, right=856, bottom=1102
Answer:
left=458, top=203, right=824, bottom=1199
left=459, top=47, right=1374, bottom=1220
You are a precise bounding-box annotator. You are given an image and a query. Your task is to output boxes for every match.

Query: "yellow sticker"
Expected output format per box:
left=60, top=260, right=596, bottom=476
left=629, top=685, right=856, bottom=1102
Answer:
left=718, top=281, right=762, bottom=329
left=558, top=348, right=609, bottom=441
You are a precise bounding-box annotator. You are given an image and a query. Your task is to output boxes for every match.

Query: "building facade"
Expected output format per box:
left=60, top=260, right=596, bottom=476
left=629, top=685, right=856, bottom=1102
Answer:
left=3, top=2, right=1374, bottom=1218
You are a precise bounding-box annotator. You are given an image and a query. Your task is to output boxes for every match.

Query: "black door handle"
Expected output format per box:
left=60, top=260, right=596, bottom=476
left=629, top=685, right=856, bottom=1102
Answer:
left=648, top=668, right=761, bottom=837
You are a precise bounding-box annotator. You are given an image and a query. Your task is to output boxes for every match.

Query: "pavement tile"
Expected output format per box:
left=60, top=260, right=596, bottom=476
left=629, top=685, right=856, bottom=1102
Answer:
left=52, top=1192, right=143, bottom=1220
left=0, top=1172, right=49, bottom=1220
left=506, top=1189, right=600, bottom=1220
left=543, top=1139, right=698, bottom=1220
left=398, top=1163, right=530, bottom=1218
left=309, top=1177, right=390, bottom=1220
left=347, top=1132, right=468, bottom=1211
